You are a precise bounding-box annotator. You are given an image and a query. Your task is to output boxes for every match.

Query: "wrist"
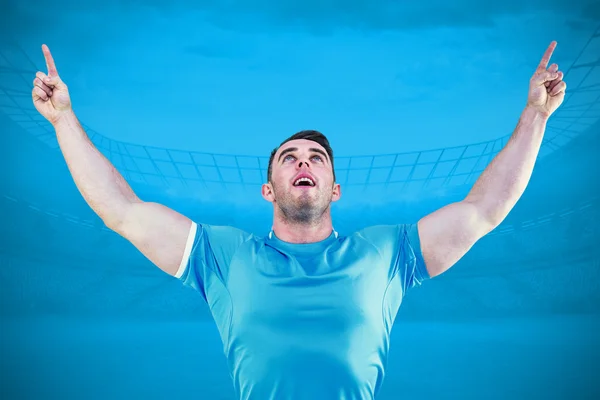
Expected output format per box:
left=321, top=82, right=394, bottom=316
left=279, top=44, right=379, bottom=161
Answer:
left=52, top=109, right=77, bottom=128
left=523, top=104, right=551, bottom=123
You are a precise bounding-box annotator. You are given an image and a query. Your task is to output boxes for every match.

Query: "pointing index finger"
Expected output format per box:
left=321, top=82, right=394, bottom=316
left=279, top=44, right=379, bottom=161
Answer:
left=42, top=44, right=58, bottom=77
left=537, top=41, right=557, bottom=72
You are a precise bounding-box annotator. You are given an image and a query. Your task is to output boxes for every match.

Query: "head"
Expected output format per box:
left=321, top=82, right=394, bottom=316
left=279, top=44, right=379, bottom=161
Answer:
left=262, top=130, right=341, bottom=225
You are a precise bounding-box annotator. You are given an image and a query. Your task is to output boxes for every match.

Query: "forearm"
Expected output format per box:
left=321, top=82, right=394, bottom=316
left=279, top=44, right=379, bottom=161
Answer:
left=466, top=105, right=549, bottom=225
left=53, top=110, right=140, bottom=227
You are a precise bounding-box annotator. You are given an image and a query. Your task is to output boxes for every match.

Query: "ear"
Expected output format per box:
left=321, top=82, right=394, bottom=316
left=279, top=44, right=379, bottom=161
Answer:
left=331, top=183, right=341, bottom=202
left=261, top=182, right=275, bottom=203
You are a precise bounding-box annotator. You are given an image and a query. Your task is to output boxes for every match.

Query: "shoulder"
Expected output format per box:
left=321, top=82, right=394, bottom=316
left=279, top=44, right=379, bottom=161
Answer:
left=187, top=222, right=255, bottom=241
left=197, top=223, right=256, bottom=243
left=184, top=222, right=257, bottom=262
left=352, top=224, right=415, bottom=244
left=176, top=222, right=258, bottom=280
left=347, top=224, right=422, bottom=258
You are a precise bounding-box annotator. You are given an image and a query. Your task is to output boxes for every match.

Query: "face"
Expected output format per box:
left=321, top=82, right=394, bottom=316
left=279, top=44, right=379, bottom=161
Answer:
left=262, top=139, right=341, bottom=224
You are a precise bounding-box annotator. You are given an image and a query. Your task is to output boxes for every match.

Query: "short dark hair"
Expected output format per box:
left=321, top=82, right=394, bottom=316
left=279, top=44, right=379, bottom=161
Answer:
left=267, top=130, right=335, bottom=183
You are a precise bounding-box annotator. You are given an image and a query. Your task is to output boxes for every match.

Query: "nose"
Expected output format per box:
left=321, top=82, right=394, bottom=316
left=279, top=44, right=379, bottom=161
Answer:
left=297, top=160, right=310, bottom=169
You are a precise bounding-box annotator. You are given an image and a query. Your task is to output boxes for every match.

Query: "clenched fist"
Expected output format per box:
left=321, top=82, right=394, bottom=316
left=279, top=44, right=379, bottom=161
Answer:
left=32, top=44, right=72, bottom=125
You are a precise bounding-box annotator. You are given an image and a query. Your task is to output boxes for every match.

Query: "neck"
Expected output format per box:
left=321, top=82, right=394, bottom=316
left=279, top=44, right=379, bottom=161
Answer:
left=271, top=211, right=334, bottom=244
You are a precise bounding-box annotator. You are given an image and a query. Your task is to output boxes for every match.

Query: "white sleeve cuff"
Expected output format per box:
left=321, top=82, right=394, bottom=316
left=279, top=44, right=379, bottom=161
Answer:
left=175, top=221, right=197, bottom=278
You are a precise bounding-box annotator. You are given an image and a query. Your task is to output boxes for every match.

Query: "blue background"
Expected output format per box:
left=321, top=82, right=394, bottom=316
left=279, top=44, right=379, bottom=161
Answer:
left=1, top=1, right=599, bottom=399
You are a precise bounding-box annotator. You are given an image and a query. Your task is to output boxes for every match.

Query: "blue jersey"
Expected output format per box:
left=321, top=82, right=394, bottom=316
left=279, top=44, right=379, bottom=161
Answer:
left=176, top=222, right=430, bottom=400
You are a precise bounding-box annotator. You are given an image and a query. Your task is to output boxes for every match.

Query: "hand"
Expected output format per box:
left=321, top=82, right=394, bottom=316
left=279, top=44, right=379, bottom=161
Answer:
left=32, top=44, right=73, bottom=125
left=527, top=41, right=566, bottom=118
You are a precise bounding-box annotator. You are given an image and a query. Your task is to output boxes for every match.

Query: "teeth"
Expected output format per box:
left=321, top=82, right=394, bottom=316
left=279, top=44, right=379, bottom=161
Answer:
left=294, top=177, right=314, bottom=186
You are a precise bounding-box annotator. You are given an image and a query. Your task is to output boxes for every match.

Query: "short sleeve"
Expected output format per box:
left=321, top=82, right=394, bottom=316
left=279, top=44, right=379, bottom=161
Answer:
left=175, top=222, right=253, bottom=301
left=401, top=223, right=430, bottom=290
left=358, top=223, right=430, bottom=294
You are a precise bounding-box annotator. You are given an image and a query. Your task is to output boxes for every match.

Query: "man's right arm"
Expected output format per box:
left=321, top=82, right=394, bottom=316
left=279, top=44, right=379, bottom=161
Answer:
left=53, top=111, right=192, bottom=276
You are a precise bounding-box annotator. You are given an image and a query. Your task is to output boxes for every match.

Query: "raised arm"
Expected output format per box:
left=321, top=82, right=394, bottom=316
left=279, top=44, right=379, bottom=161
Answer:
left=32, top=44, right=191, bottom=276
left=418, top=41, right=567, bottom=278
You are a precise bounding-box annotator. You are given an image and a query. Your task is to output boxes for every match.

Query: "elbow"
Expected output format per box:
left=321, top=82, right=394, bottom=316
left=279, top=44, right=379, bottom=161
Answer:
left=103, top=200, right=146, bottom=235
left=98, top=192, right=143, bottom=231
left=464, top=197, right=506, bottom=234
left=482, top=214, right=502, bottom=234
left=480, top=206, right=508, bottom=234
left=100, top=204, right=136, bottom=234
left=102, top=215, right=124, bottom=233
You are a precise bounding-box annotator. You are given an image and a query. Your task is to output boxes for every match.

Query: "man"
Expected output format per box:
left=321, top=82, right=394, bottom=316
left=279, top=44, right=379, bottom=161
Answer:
left=32, top=42, right=566, bottom=399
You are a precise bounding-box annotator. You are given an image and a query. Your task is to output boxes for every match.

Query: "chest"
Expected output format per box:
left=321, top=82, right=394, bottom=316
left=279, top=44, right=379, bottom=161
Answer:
left=225, top=245, right=391, bottom=333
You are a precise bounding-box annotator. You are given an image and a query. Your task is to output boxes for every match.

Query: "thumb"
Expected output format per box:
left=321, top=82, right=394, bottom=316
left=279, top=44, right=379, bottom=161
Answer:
left=531, top=70, right=559, bottom=87
left=43, top=73, right=64, bottom=88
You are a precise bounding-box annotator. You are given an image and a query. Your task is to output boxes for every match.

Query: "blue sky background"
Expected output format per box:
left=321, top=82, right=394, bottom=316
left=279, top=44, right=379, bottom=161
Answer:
left=3, top=0, right=598, bottom=156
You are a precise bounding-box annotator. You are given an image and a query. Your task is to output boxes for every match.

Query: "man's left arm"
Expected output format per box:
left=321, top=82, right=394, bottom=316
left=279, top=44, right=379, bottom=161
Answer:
left=417, top=41, right=567, bottom=278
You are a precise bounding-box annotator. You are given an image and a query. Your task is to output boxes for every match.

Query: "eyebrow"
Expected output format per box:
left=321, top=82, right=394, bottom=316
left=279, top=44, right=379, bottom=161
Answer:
left=278, top=147, right=329, bottom=163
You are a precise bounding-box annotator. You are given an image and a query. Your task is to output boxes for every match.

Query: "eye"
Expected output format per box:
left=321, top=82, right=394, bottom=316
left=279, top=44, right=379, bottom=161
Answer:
left=311, top=155, right=323, bottom=162
left=284, top=154, right=296, bottom=162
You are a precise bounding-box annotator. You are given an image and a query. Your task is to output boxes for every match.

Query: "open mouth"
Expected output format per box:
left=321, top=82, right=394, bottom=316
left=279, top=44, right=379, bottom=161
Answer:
left=293, top=177, right=315, bottom=187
